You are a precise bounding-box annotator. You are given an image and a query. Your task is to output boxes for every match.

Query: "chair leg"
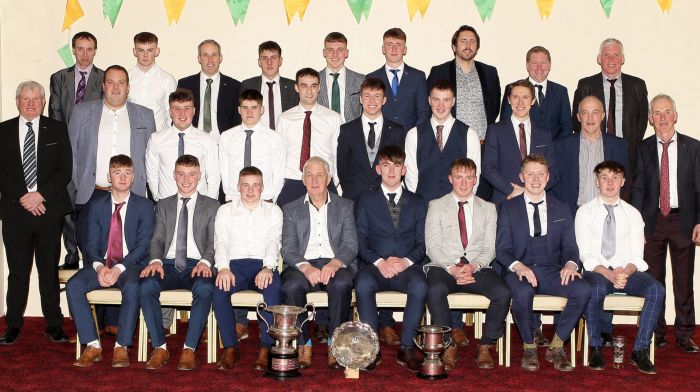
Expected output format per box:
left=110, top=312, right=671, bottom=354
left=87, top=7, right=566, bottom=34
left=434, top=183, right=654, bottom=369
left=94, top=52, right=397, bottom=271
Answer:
left=505, top=312, right=512, bottom=367
left=75, top=330, right=82, bottom=360
left=208, top=308, right=216, bottom=363
left=497, top=336, right=504, bottom=366
left=570, top=328, right=576, bottom=368
left=576, top=318, right=584, bottom=352
left=583, top=321, right=589, bottom=366
left=138, top=310, right=147, bottom=362
left=651, top=334, right=655, bottom=364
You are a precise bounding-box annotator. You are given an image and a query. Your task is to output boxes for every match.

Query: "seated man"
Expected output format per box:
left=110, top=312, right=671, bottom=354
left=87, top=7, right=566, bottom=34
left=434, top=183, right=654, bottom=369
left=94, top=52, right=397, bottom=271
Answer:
left=280, top=156, right=357, bottom=370
left=355, top=145, right=428, bottom=372
left=67, top=155, right=154, bottom=367
left=212, top=166, right=283, bottom=371
left=576, top=160, right=664, bottom=374
left=496, top=154, right=591, bottom=372
left=425, top=158, right=511, bottom=371
left=140, top=155, right=219, bottom=370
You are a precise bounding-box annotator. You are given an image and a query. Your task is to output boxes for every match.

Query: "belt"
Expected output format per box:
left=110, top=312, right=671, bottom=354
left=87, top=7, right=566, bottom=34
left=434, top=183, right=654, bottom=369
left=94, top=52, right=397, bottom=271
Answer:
left=95, top=185, right=111, bottom=191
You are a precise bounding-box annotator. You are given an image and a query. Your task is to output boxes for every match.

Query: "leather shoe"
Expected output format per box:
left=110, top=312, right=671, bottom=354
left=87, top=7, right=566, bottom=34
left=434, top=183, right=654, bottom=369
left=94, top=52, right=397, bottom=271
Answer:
left=298, top=345, right=312, bottom=369
left=521, top=347, right=539, bottom=371
left=363, top=351, right=381, bottom=372
left=178, top=348, right=196, bottom=370
left=442, top=344, right=458, bottom=371
left=475, top=344, right=495, bottom=369
left=546, top=347, right=572, bottom=371
left=655, top=334, right=667, bottom=348
left=58, top=261, right=79, bottom=270
left=533, top=328, right=550, bottom=347
left=145, top=348, right=170, bottom=370
left=677, top=337, right=699, bottom=353
left=112, top=346, right=130, bottom=368
left=328, top=347, right=343, bottom=370
left=104, top=325, right=119, bottom=337
left=46, top=327, right=69, bottom=343
left=254, top=347, right=270, bottom=371
left=631, top=349, right=657, bottom=374
left=451, top=328, right=469, bottom=347
left=396, top=347, right=421, bottom=372
left=216, top=347, right=239, bottom=371
left=73, top=346, right=102, bottom=367
left=588, top=346, right=604, bottom=370
left=379, top=326, right=400, bottom=346
left=235, top=323, right=249, bottom=341
left=314, top=325, right=329, bottom=344
left=0, top=327, right=20, bottom=345
left=601, top=332, right=614, bottom=348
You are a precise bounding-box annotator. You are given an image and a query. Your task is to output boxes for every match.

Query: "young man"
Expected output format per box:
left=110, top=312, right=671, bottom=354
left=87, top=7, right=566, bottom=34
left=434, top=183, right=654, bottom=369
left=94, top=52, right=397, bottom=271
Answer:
left=318, top=32, right=365, bottom=123
left=67, top=155, right=154, bottom=367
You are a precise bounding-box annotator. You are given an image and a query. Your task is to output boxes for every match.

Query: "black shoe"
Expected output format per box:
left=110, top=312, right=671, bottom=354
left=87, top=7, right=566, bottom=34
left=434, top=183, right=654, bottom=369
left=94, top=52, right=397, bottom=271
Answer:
left=396, top=347, right=421, bottom=372
left=655, top=334, right=667, bottom=348
left=45, top=327, right=69, bottom=343
left=631, top=349, right=657, bottom=374
left=0, top=327, right=20, bottom=345
left=676, top=337, right=699, bottom=353
left=58, top=261, right=80, bottom=270
left=362, top=352, right=382, bottom=372
left=588, top=346, right=605, bottom=370
left=314, top=325, right=328, bottom=344
left=601, top=333, right=614, bottom=348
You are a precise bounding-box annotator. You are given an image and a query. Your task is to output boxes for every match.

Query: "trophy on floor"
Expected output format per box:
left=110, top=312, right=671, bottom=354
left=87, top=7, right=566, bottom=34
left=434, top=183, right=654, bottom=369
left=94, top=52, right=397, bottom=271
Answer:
left=414, top=325, right=452, bottom=380
left=331, top=321, right=379, bottom=379
left=258, top=302, right=315, bottom=379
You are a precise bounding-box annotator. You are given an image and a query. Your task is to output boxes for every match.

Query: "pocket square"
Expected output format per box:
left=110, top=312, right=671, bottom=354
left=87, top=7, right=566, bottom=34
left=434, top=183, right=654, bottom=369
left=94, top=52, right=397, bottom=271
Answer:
left=552, top=218, right=565, bottom=223
left=535, top=144, right=547, bottom=148
left=45, top=142, right=58, bottom=146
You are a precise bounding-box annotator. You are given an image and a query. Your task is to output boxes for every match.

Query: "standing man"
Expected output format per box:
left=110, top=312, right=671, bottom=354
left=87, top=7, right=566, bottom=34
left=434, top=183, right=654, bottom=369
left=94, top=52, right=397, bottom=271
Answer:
left=318, top=32, right=365, bottom=123
left=0, top=81, right=72, bottom=345
left=631, top=94, right=700, bottom=353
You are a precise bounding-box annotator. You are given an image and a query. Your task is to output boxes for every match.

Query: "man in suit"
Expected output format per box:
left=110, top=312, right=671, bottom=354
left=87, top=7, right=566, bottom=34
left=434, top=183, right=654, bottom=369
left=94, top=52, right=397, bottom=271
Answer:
left=631, top=94, right=700, bottom=353
left=240, top=41, right=298, bottom=130
left=425, top=158, right=511, bottom=370
left=318, top=32, right=364, bottom=123
left=0, top=81, right=72, bottom=345
left=178, top=39, right=242, bottom=140
left=496, top=155, right=591, bottom=372
left=355, top=146, right=427, bottom=371
left=280, top=156, right=358, bottom=370
left=67, top=155, right=154, bottom=367
left=140, top=155, right=218, bottom=370
left=501, top=46, right=571, bottom=141
left=366, top=28, right=430, bottom=131
left=571, top=38, right=648, bottom=172
left=49, top=31, right=104, bottom=270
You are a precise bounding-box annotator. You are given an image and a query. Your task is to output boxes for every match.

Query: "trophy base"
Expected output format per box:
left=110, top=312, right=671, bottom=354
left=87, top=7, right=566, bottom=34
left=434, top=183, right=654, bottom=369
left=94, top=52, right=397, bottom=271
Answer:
left=265, top=369, right=302, bottom=379
left=265, top=352, right=302, bottom=379
left=417, top=372, right=448, bottom=380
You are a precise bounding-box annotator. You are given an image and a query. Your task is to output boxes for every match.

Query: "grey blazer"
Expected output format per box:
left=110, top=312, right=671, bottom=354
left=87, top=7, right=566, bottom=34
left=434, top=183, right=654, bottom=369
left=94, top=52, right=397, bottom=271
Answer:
left=318, top=67, right=365, bottom=123
left=149, top=193, right=219, bottom=263
left=240, top=75, right=299, bottom=112
left=281, top=192, right=358, bottom=271
left=69, top=100, right=156, bottom=204
left=48, top=65, right=104, bottom=124
left=424, top=193, right=497, bottom=270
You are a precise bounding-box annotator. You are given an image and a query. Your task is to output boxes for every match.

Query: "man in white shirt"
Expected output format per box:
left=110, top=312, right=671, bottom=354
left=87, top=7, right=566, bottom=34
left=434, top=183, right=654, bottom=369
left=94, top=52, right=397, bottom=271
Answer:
left=318, top=32, right=365, bottom=123
left=577, top=160, right=664, bottom=374
left=212, top=166, right=283, bottom=371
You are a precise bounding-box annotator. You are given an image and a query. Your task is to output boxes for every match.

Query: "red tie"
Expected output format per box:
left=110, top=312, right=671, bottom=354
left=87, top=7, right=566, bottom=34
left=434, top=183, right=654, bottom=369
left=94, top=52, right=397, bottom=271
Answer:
left=106, top=202, right=125, bottom=268
left=299, top=111, right=312, bottom=171
left=660, top=140, right=673, bottom=216
left=458, top=201, right=469, bottom=265
left=436, top=125, right=444, bottom=152
left=518, top=123, right=527, bottom=160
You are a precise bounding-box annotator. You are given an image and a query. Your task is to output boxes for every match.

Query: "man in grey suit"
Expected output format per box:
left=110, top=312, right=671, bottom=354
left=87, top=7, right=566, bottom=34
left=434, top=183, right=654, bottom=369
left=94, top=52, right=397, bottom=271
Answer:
left=280, top=156, right=358, bottom=370
left=318, top=32, right=364, bottom=123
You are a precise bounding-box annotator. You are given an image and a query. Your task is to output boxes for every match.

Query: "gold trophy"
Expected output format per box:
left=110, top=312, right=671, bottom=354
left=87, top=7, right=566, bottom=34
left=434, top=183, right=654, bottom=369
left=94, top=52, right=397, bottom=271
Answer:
left=257, top=302, right=315, bottom=379
left=414, top=325, right=452, bottom=380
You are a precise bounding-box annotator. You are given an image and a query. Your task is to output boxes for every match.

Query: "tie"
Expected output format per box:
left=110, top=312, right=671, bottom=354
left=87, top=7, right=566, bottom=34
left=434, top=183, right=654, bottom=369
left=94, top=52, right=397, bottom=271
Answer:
left=518, top=123, right=527, bottom=160
left=390, top=69, right=399, bottom=96
left=606, top=78, right=617, bottom=136
left=75, top=71, right=87, bottom=104
left=660, top=140, right=673, bottom=216
left=458, top=201, right=469, bottom=265
left=266, top=81, right=276, bottom=130
left=177, top=132, right=185, bottom=157
left=436, top=125, right=444, bottom=152
left=22, top=122, right=37, bottom=189
left=203, top=78, right=213, bottom=132
left=299, top=111, right=312, bottom=171
left=535, top=84, right=544, bottom=106
left=106, top=202, right=125, bottom=268
left=175, top=197, right=190, bottom=272
left=388, top=193, right=397, bottom=207
left=530, top=201, right=544, bottom=237
left=331, top=73, right=341, bottom=113
left=388, top=193, right=399, bottom=228
left=601, top=204, right=617, bottom=259
left=367, top=122, right=376, bottom=149
left=244, top=129, right=253, bottom=168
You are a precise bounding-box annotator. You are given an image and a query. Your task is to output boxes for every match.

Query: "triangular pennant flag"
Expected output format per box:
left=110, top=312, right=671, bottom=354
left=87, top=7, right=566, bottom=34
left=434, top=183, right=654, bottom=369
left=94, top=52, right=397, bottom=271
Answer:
left=406, top=0, right=430, bottom=21
left=347, top=0, right=372, bottom=23
left=57, top=43, right=76, bottom=67
left=535, top=0, right=555, bottom=19
left=163, top=0, right=187, bottom=25
left=473, top=0, right=496, bottom=21
left=103, top=0, right=124, bottom=27
left=657, top=0, right=672, bottom=12
left=600, top=0, right=614, bottom=18
left=62, top=0, right=84, bottom=31
left=283, top=0, right=311, bottom=24
left=226, top=0, right=251, bottom=25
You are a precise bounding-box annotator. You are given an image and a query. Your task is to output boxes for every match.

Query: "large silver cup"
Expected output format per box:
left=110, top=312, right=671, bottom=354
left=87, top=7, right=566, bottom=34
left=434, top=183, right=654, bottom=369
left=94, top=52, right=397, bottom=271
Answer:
left=257, top=302, right=315, bottom=378
left=414, top=325, right=452, bottom=380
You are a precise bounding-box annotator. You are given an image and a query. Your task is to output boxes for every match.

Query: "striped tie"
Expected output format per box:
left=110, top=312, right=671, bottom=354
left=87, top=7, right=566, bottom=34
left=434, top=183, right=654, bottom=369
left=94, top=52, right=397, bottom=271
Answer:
left=23, top=122, right=37, bottom=189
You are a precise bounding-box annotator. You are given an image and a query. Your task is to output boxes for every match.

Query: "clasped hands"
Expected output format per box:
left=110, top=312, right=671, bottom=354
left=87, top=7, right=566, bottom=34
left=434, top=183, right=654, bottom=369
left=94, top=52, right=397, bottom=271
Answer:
left=300, top=258, right=345, bottom=286
left=20, top=192, right=45, bottom=216
left=96, top=265, right=122, bottom=287
left=376, top=257, right=411, bottom=279
left=449, top=262, right=478, bottom=285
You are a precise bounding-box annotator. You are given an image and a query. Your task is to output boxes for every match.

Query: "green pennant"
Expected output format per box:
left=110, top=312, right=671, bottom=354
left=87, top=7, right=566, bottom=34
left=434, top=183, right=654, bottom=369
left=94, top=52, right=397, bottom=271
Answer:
left=347, top=0, right=372, bottom=23
left=102, top=0, right=124, bottom=27
left=226, top=0, right=250, bottom=25
left=58, top=43, right=75, bottom=67
left=473, top=0, right=496, bottom=22
left=600, top=0, right=614, bottom=17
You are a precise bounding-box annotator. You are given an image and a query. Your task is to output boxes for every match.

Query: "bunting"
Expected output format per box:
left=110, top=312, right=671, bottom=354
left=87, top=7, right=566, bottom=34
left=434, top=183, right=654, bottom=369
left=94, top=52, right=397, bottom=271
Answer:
left=102, top=0, right=124, bottom=27
left=62, top=0, right=84, bottom=31
left=473, top=0, right=496, bottom=22
left=535, top=0, right=555, bottom=19
left=283, top=0, right=311, bottom=24
left=57, top=43, right=76, bottom=67
left=406, top=0, right=430, bottom=21
left=163, top=0, right=187, bottom=25
left=599, top=0, right=614, bottom=18
left=347, top=0, right=372, bottom=23
left=657, top=0, right=672, bottom=12
left=226, top=0, right=251, bottom=25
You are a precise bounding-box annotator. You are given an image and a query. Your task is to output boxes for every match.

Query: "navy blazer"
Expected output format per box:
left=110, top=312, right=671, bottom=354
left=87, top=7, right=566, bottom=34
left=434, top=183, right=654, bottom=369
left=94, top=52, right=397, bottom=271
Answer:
left=85, top=192, right=155, bottom=269
left=355, top=188, right=427, bottom=267
left=336, top=117, right=405, bottom=201
left=177, top=73, right=241, bottom=132
left=501, top=79, right=572, bottom=141
left=482, top=120, right=558, bottom=205
left=495, top=193, right=579, bottom=271
left=553, top=133, right=628, bottom=215
left=366, top=64, right=430, bottom=131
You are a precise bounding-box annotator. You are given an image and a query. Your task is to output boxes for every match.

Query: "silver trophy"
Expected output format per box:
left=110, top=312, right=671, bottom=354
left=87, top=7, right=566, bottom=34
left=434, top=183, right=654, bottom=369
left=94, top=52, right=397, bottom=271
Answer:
left=414, top=325, right=452, bottom=380
left=331, top=321, right=379, bottom=378
left=257, top=302, right=315, bottom=378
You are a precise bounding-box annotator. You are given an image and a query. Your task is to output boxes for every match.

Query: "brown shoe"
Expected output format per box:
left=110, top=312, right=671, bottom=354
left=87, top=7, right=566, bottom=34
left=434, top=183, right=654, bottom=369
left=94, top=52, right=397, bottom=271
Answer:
left=73, top=346, right=102, bottom=367
left=475, top=344, right=494, bottom=369
left=145, top=347, right=170, bottom=370
left=104, top=325, right=118, bottom=336
left=177, top=348, right=196, bottom=370
left=254, top=347, right=270, bottom=371
left=533, top=328, right=550, bottom=347
left=545, top=347, right=572, bottom=371
left=235, top=323, right=249, bottom=340
left=216, top=347, right=239, bottom=371
left=451, top=328, right=469, bottom=347
left=442, top=344, right=458, bottom=371
left=521, top=347, right=539, bottom=371
left=379, top=326, right=400, bottom=346
left=298, top=345, right=312, bottom=369
left=328, top=347, right=343, bottom=370
left=112, top=346, right=130, bottom=368
left=396, top=347, right=421, bottom=372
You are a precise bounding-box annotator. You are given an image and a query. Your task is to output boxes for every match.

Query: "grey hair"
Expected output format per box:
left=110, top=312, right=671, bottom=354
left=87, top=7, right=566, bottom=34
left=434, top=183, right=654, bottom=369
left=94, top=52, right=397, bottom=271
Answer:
left=649, top=93, right=677, bottom=113
left=16, top=81, right=45, bottom=99
left=599, top=38, right=624, bottom=55
left=302, top=156, right=331, bottom=176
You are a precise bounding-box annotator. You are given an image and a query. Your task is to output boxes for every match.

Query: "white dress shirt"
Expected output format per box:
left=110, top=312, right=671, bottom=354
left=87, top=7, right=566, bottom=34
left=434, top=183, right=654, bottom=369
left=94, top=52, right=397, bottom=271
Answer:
left=152, top=192, right=206, bottom=265
left=656, top=132, right=678, bottom=208
left=602, top=74, right=623, bottom=138
left=362, top=114, right=383, bottom=165
left=299, top=193, right=335, bottom=266
left=93, top=193, right=131, bottom=273
left=384, top=63, right=404, bottom=85
left=18, top=116, right=40, bottom=192
left=524, top=192, right=548, bottom=237
left=128, top=64, right=177, bottom=132
left=196, top=72, right=221, bottom=139
left=528, top=77, right=548, bottom=105
left=95, top=104, right=131, bottom=187
left=324, top=67, right=346, bottom=119
left=511, top=115, right=531, bottom=153
left=260, top=75, right=283, bottom=129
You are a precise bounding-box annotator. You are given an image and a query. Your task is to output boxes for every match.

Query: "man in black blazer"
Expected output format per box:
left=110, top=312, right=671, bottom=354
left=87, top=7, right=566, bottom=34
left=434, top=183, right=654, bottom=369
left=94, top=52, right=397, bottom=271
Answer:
left=631, top=94, right=700, bottom=353
left=0, top=81, right=72, bottom=345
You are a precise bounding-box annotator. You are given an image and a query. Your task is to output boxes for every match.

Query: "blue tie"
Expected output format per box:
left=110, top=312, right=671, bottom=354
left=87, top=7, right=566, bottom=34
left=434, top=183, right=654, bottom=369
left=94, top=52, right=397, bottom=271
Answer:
left=390, top=69, right=399, bottom=96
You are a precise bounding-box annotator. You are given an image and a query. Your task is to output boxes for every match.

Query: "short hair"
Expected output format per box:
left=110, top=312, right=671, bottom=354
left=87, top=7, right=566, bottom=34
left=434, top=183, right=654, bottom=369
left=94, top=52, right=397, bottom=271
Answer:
left=383, top=28, right=406, bottom=42
left=509, top=79, right=535, bottom=98
left=599, top=38, right=624, bottom=55
left=526, top=46, right=551, bottom=62
left=594, top=160, right=625, bottom=177
left=577, top=95, right=604, bottom=113
left=197, top=39, right=221, bottom=55
left=103, top=65, right=129, bottom=84
left=302, top=156, right=330, bottom=176
left=134, top=32, right=158, bottom=45
left=324, top=32, right=347, bottom=45
left=377, top=145, right=406, bottom=165
left=450, top=158, right=477, bottom=174
left=649, top=93, right=677, bottom=114
left=72, top=31, right=97, bottom=49
left=520, top=154, right=549, bottom=172
left=239, top=89, right=264, bottom=106
left=258, top=41, right=282, bottom=56
left=296, top=68, right=320, bottom=84
left=175, top=154, right=200, bottom=168
left=15, top=81, right=45, bottom=99
left=360, top=77, right=386, bottom=94
left=451, top=25, right=480, bottom=51
left=110, top=154, right=133, bottom=169
left=429, top=79, right=456, bottom=97
left=239, top=166, right=263, bottom=179
left=169, top=88, right=195, bottom=104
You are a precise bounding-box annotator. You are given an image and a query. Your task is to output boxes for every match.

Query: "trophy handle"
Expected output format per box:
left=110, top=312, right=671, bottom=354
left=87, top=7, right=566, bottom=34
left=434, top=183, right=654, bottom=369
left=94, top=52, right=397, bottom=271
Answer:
left=413, top=335, right=423, bottom=350
left=256, top=302, right=271, bottom=333
left=442, top=336, right=453, bottom=350
left=299, top=303, right=316, bottom=330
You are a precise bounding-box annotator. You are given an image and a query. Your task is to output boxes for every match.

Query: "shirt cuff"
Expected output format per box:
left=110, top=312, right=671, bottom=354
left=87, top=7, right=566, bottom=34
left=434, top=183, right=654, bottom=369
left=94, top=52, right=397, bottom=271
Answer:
left=508, top=261, right=522, bottom=272
left=373, top=258, right=384, bottom=266
left=404, top=258, right=413, bottom=266
left=565, top=261, right=578, bottom=271
left=198, top=259, right=211, bottom=268
left=92, top=261, right=104, bottom=271
left=115, top=264, right=126, bottom=273
left=149, top=259, right=163, bottom=265
left=295, top=261, right=310, bottom=269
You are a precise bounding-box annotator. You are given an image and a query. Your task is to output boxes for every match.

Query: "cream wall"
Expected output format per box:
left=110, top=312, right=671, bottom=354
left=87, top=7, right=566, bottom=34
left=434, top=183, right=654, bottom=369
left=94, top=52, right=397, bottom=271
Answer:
left=0, top=0, right=699, bottom=323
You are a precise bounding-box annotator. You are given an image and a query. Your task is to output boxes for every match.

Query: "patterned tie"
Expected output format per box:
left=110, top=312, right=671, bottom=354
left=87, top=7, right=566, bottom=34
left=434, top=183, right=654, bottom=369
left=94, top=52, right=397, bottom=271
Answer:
left=606, top=79, right=617, bottom=136
left=535, top=84, right=544, bottom=106
left=388, top=193, right=397, bottom=208
left=660, top=140, right=673, bottom=216
left=519, top=123, right=527, bottom=160
left=530, top=201, right=544, bottom=237
left=244, top=129, right=253, bottom=168
left=175, top=198, right=190, bottom=272
left=458, top=201, right=469, bottom=265
left=601, top=204, right=617, bottom=259
left=299, top=111, right=312, bottom=171
left=177, top=132, right=185, bottom=157
left=75, top=71, right=87, bottom=104
left=367, top=122, right=376, bottom=149
left=388, top=193, right=399, bottom=229
left=266, top=81, right=276, bottom=130
left=22, top=122, right=37, bottom=189
left=106, top=202, right=125, bottom=268
left=331, top=73, right=341, bottom=113
left=436, top=125, right=444, bottom=152
left=203, top=78, right=213, bottom=132
left=390, top=69, right=399, bottom=96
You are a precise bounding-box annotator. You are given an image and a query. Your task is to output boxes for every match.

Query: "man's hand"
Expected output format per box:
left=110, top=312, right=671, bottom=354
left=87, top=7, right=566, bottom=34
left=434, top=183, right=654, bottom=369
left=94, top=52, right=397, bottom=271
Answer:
left=191, top=262, right=212, bottom=278
left=376, top=259, right=397, bottom=279
left=320, top=259, right=344, bottom=285
left=255, top=268, right=274, bottom=290
left=20, top=192, right=44, bottom=213
left=613, top=269, right=629, bottom=289
left=449, top=264, right=476, bottom=285
left=105, top=267, right=122, bottom=286
left=96, top=265, right=112, bottom=287
left=560, top=262, right=581, bottom=285
left=693, top=224, right=700, bottom=244
left=386, top=256, right=410, bottom=275
left=507, top=184, right=525, bottom=200
left=141, top=263, right=165, bottom=279
left=215, top=269, right=235, bottom=291
left=513, top=262, right=538, bottom=287
left=299, top=264, right=322, bottom=286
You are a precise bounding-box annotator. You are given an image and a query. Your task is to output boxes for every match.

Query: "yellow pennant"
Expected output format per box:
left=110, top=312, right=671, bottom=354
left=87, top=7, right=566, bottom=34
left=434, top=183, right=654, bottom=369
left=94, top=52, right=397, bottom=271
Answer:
left=657, top=0, right=672, bottom=12
left=62, top=0, right=84, bottom=31
left=406, top=0, right=431, bottom=21
left=535, top=0, right=556, bottom=19
left=163, top=0, right=187, bottom=25
left=283, top=0, right=311, bottom=24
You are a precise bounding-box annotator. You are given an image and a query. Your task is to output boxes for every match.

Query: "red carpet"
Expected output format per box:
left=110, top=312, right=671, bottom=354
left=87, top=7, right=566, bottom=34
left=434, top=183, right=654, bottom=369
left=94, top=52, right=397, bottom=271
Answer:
left=1, top=317, right=699, bottom=391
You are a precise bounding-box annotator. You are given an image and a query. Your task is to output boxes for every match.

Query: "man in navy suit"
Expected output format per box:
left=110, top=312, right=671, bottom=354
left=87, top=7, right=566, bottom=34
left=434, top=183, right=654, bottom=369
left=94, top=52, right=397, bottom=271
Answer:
left=501, top=46, right=571, bottom=141
left=496, top=155, right=591, bottom=372
left=355, top=145, right=427, bottom=372
left=366, top=28, right=430, bottom=131
left=67, top=155, right=154, bottom=367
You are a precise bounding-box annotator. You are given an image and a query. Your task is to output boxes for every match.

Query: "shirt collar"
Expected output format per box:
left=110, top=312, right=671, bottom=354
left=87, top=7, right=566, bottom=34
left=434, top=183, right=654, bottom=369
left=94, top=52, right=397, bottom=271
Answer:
left=385, top=63, right=404, bottom=72
left=76, top=63, right=94, bottom=74
left=262, top=74, right=280, bottom=84
left=524, top=192, right=546, bottom=205
left=178, top=191, right=198, bottom=204
left=173, top=125, right=194, bottom=135
left=528, top=77, right=547, bottom=89
left=361, top=114, right=383, bottom=127
left=510, top=115, right=531, bottom=129
left=452, top=192, right=475, bottom=206
left=19, top=115, right=40, bottom=125
left=298, top=103, right=319, bottom=113
left=656, top=131, right=677, bottom=144
left=134, top=63, right=159, bottom=75
left=327, top=66, right=346, bottom=76
left=602, top=72, right=622, bottom=81
left=596, top=195, right=620, bottom=207
left=431, top=115, right=455, bottom=128
left=304, top=192, right=331, bottom=209
left=200, top=71, right=221, bottom=82
left=103, top=102, right=127, bottom=114
left=111, top=192, right=131, bottom=206
left=381, top=184, right=403, bottom=201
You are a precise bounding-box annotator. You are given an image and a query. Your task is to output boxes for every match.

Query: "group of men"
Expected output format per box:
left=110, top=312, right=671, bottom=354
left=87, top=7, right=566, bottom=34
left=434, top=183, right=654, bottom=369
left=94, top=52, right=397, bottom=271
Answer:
left=0, top=24, right=698, bottom=377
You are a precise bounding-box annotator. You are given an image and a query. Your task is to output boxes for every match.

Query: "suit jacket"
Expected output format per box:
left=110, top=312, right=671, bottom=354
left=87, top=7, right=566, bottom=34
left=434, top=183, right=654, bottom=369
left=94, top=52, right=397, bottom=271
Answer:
left=48, top=65, right=104, bottom=124
left=501, top=79, right=572, bottom=141
left=69, top=100, right=156, bottom=205
left=85, top=191, right=154, bottom=269
left=281, top=192, right=358, bottom=271
left=631, top=132, right=700, bottom=239
left=424, top=193, right=497, bottom=270
left=318, top=67, right=365, bottom=123
left=427, top=59, right=501, bottom=126
left=553, top=132, right=628, bottom=215
left=240, top=75, right=299, bottom=112
left=178, top=73, right=242, bottom=132
left=355, top=188, right=426, bottom=267
left=0, top=116, right=72, bottom=218
left=366, top=64, right=430, bottom=131
left=336, top=117, right=405, bottom=201
left=482, top=120, right=558, bottom=205
left=148, top=192, right=218, bottom=263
